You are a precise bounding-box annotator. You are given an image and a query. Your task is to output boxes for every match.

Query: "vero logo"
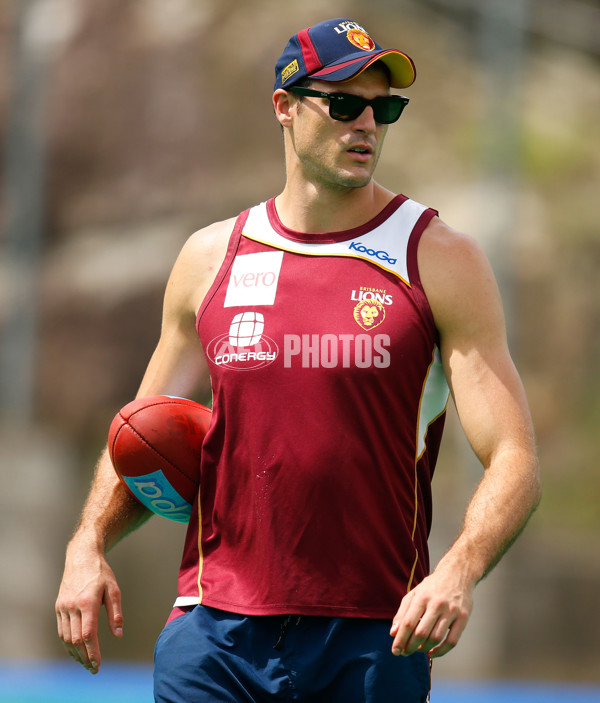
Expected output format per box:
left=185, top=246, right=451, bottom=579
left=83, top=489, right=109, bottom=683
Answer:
left=224, top=251, right=284, bottom=307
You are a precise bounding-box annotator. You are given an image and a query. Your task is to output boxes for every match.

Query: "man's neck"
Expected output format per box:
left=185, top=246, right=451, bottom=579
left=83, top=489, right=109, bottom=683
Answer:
left=274, top=180, right=396, bottom=234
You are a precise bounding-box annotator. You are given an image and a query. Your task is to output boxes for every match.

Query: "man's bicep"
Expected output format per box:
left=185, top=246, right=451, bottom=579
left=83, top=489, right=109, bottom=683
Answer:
left=137, top=324, right=210, bottom=401
left=442, top=337, right=534, bottom=469
left=135, top=222, right=232, bottom=401
left=420, top=222, right=534, bottom=466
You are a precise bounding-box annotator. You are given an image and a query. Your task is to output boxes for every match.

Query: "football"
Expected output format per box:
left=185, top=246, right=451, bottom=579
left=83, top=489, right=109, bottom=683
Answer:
left=108, top=395, right=212, bottom=523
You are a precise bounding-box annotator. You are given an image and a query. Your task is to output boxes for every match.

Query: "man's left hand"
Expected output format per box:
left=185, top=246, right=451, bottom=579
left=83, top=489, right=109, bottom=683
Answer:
left=389, top=567, right=473, bottom=658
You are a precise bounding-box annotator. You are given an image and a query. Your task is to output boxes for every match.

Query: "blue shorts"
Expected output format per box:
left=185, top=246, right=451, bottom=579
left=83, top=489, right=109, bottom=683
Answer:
left=154, top=605, right=430, bottom=702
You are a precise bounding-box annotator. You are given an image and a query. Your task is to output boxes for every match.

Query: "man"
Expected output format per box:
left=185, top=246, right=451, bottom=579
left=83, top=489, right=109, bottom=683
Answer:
left=56, top=18, right=541, bottom=702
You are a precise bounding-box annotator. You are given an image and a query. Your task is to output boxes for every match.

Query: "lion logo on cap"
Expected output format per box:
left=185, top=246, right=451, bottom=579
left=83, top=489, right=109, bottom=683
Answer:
left=347, top=29, right=375, bottom=52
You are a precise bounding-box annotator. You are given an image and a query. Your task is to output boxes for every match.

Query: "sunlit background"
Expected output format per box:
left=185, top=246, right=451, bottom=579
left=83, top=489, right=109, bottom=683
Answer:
left=1, top=0, right=599, bottom=700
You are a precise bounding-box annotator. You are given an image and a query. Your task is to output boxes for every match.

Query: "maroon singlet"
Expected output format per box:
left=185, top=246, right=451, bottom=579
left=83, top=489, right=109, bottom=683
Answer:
left=172, top=195, right=449, bottom=619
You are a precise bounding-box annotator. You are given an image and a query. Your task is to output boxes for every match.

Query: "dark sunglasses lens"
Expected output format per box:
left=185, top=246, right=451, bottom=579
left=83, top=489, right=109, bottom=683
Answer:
left=329, top=94, right=365, bottom=121
left=328, top=95, right=407, bottom=124
left=372, top=98, right=405, bottom=124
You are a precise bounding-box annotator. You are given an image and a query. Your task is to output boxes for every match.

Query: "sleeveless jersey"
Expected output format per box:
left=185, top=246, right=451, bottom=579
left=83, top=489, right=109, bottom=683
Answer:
left=173, top=195, right=449, bottom=619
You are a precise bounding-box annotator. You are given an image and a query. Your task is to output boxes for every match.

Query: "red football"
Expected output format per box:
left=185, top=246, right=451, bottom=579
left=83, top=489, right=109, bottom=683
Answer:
left=108, top=395, right=212, bottom=523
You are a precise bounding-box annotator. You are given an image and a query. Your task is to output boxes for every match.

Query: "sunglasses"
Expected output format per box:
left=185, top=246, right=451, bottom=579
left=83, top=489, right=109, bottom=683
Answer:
left=289, top=87, right=409, bottom=124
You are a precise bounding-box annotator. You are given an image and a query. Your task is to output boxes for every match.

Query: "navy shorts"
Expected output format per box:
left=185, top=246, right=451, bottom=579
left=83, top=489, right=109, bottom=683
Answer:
left=154, top=605, right=430, bottom=702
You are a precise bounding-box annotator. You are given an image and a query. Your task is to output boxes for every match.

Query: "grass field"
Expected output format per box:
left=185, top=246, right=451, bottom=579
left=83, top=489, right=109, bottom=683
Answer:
left=1, top=661, right=599, bottom=702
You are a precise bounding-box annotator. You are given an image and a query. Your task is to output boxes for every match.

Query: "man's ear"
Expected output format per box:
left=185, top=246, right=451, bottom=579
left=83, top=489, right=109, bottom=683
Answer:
left=273, top=89, right=295, bottom=128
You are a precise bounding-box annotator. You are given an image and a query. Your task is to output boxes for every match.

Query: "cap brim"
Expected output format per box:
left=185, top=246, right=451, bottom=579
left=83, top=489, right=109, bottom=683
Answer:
left=310, top=49, right=416, bottom=89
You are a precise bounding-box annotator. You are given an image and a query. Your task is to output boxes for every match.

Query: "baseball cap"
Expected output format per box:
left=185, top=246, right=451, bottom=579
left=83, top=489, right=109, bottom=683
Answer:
left=274, top=18, right=416, bottom=92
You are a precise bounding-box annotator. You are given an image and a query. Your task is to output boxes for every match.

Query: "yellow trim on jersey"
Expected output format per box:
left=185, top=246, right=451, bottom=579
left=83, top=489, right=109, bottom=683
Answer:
left=241, top=231, right=412, bottom=287
left=197, top=488, right=204, bottom=603
left=406, top=549, right=419, bottom=592
left=407, top=347, right=449, bottom=593
left=415, top=347, right=449, bottom=462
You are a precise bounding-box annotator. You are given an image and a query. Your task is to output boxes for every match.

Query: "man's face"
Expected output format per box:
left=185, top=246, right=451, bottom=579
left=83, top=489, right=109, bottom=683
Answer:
left=287, top=66, right=391, bottom=191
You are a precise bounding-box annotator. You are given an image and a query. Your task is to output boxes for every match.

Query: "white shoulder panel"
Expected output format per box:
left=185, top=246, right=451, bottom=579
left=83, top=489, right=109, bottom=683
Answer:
left=242, top=199, right=429, bottom=285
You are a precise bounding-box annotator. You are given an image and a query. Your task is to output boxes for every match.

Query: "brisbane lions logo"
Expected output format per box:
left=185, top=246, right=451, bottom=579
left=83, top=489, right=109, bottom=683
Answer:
left=353, top=298, right=386, bottom=330
left=347, top=29, right=376, bottom=52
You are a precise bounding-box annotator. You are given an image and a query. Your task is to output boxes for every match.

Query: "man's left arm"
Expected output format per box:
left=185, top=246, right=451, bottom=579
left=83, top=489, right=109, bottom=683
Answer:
left=390, top=219, right=542, bottom=658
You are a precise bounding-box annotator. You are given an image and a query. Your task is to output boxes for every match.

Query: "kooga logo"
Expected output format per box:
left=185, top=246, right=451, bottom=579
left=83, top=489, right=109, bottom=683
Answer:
left=348, top=241, right=397, bottom=265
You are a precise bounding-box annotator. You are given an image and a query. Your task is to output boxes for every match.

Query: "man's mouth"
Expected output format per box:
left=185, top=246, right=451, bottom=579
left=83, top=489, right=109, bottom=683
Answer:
left=347, top=145, right=373, bottom=162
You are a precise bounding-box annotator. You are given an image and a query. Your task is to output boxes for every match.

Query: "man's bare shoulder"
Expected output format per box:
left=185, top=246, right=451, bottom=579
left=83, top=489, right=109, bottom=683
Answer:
left=176, top=216, right=237, bottom=282
left=165, top=216, right=237, bottom=317
left=182, top=216, right=237, bottom=267
left=418, top=216, right=503, bottom=337
left=419, top=216, right=485, bottom=267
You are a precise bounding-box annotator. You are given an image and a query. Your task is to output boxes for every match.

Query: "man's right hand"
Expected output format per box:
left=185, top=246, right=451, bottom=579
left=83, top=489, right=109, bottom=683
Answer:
left=55, top=542, right=123, bottom=674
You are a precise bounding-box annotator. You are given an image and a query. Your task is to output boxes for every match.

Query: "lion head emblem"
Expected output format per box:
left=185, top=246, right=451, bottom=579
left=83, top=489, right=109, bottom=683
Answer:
left=347, top=29, right=376, bottom=52
left=353, top=298, right=386, bottom=330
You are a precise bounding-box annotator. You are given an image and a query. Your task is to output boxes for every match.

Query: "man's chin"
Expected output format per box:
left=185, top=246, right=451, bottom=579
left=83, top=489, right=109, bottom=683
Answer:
left=334, top=171, right=374, bottom=190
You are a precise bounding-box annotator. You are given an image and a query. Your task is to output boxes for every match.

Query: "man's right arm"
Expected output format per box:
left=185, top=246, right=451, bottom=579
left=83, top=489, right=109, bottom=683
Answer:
left=56, top=449, right=150, bottom=674
left=55, top=217, right=234, bottom=674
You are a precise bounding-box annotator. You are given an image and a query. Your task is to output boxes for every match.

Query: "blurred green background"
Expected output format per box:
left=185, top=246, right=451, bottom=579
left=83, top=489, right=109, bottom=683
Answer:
left=1, top=0, right=599, bottom=691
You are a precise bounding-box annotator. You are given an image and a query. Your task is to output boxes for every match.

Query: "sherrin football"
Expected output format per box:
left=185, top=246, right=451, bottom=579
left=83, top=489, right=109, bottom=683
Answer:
left=108, top=395, right=212, bottom=523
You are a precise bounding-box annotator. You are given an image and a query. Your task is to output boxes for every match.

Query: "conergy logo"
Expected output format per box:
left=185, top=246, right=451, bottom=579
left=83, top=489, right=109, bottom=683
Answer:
left=206, top=333, right=279, bottom=370
left=348, top=241, right=397, bottom=265
left=206, top=313, right=279, bottom=370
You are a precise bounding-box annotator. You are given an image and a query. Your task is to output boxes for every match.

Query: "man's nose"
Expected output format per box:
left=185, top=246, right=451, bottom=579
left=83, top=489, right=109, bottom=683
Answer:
left=353, top=105, right=377, bottom=131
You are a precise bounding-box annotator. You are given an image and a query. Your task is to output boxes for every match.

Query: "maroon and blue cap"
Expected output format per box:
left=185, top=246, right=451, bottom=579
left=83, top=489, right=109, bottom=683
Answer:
left=274, top=18, right=416, bottom=92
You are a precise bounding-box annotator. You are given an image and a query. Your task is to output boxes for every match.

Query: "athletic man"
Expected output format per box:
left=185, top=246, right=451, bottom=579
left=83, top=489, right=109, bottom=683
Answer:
left=56, top=18, right=541, bottom=702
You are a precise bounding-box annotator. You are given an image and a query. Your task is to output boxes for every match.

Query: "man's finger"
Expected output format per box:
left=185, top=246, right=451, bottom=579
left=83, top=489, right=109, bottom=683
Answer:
left=105, top=583, right=124, bottom=638
left=428, top=617, right=466, bottom=658
left=428, top=639, right=456, bottom=658
left=80, top=599, right=103, bottom=674
left=55, top=604, right=64, bottom=641
left=394, top=610, right=443, bottom=656
left=390, top=589, right=415, bottom=633
left=391, top=605, right=427, bottom=655
left=58, top=606, right=78, bottom=660
left=58, top=606, right=92, bottom=670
